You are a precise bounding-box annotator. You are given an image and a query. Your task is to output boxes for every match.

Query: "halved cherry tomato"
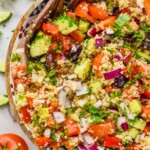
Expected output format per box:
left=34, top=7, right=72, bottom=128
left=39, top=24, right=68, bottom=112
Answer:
left=70, top=30, right=85, bottom=42
left=27, top=97, right=33, bottom=109
left=42, top=22, right=59, bottom=35
left=63, top=119, right=80, bottom=137
left=144, top=90, right=150, bottom=98
left=97, top=16, right=116, bottom=31
left=66, top=12, right=76, bottom=18
left=103, top=136, right=121, bottom=148
left=144, top=0, right=150, bottom=19
left=143, top=125, right=150, bottom=134
left=49, top=101, right=58, bottom=113
left=88, top=120, right=115, bottom=141
left=74, top=1, right=95, bottom=23
left=92, top=52, right=104, bottom=76
left=49, top=42, right=58, bottom=51
left=141, top=105, right=150, bottom=121
left=14, top=78, right=27, bottom=87
left=88, top=4, right=108, bottom=20
left=0, top=133, right=28, bottom=150
left=19, top=106, right=31, bottom=124
left=35, top=137, right=51, bottom=147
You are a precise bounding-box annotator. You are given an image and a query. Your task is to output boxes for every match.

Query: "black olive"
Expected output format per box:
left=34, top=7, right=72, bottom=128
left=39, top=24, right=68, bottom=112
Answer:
left=124, top=37, right=137, bottom=43
left=112, top=6, right=120, bottom=16
left=114, top=75, right=129, bottom=88
left=67, top=43, right=82, bottom=62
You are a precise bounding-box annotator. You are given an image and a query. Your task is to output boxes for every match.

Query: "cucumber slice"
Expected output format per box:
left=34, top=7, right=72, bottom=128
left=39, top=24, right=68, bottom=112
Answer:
left=0, top=95, right=9, bottom=106
left=127, top=128, right=139, bottom=139
left=136, top=51, right=150, bottom=63
left=0, top=12, right=12, bottom=23
left=0, top=61, right=5, bottom=73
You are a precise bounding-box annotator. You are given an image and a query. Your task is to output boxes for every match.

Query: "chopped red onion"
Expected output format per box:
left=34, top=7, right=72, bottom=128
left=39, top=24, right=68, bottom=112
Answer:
left=76, top=84, right=88, bottom=96
left=121, top=122, right=129, bottom=131
left=140, top=94, right=150, bottom=102
left=87, top=145, right=98, bottom=150
left=109, top=107, right=118, bottom=113
left=82, top=132, right=95, bottom=145
left=59, top=86, right=70, bottom=106
left=147, top=122, right=150, bottom=126
left=80, top=118, right=89, bottom=132
left=95, top=38, right=103, bottom=49
left=53, top=112, right=66, bottom=123
left=93, top=100, right=102, bottom=108
left=117, top=116, right=126, bottom=126
left=104, top=68, right=122, bottom=80
left=114, top=53, right=122, bottom=60
left=89, top=27, right=97, bottom=37
left=78, top=144, right=87, bottom=150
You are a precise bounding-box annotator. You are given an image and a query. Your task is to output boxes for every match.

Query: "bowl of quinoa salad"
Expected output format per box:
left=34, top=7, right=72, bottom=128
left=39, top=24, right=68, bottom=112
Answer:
left=6, top=0, right=150, bottom=149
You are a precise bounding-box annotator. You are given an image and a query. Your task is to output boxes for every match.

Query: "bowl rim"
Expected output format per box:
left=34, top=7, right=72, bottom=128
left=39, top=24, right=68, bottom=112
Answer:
left=5, top=1, right=44, bottom=149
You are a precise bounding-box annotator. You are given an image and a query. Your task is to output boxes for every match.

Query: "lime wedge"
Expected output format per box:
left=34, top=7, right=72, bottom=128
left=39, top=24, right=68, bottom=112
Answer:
left=0, top=61, right=5, bottom=73
left=0, top=12, right=12, bottom=23
left=0, top=95, right=9, bottom=106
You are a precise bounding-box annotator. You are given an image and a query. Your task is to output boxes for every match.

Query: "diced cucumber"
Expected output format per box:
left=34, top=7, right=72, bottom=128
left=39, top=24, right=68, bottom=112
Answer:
left=0, top=61, right=5, bottom=73
left=114, top=13, right=132, bottom=27
left=38, top=108, right=49, bottom=121
left=0, top=95, right=8, bottom=106
left=85, top=38, right=96, bottom=55
left=30, top=31, right=51, bottom=58
left=127, top=128, right=139, bottom=139
left=74, top=59, right=91, bottom=80
left=16, top=95, right=28, bottom=110
left=55, top=16, right=78, bottom=35
left=0, top=12, right=12, bottom=23
left=136, top=51, right=150, bottom=63
left=35, top=61, right=46, bottom=71
left=128, top=118, right=147, bottom=130
left=79, top=20, right=90, bottom=33
left=129, top=99, right=142, bottom=117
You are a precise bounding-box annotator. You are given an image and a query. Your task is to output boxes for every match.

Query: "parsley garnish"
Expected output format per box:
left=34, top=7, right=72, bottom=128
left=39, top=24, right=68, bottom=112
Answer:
left=11, top=53, right=20, bottom=62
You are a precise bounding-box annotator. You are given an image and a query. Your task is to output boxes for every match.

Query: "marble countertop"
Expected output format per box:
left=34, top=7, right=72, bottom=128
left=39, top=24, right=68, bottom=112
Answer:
left=0, top=0, right=38, bottom=149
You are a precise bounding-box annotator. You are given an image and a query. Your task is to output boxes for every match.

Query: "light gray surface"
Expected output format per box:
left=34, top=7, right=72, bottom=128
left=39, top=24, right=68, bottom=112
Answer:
left=0, top=0, right=38, bottom=149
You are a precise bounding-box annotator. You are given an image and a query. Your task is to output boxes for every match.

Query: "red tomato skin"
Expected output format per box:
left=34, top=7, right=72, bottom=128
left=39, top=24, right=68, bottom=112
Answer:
left=0, top=134, right=28, bottom=150
left=35, top=137, right=51, bottom=147
left=103, top=136, right=121, bottom=148
left=19, top=106, right=31, bottom=124
left=144, top=90, right=150, bottom=98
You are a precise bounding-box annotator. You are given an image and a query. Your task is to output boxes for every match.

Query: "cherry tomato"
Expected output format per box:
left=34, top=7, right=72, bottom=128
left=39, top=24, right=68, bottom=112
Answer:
left=0, top=133, right=28, bottom=150
left=35, top=137, right=51, bottom=147
left=144, top=90, right=150, bottom=98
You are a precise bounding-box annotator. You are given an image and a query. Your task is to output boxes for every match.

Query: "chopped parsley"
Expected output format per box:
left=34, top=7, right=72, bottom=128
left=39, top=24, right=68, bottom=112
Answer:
left=11, top=53, right=20, bottom=62
left=110, top=89, right=122, bottom=98
left=50, top=77, right=57, bottom=85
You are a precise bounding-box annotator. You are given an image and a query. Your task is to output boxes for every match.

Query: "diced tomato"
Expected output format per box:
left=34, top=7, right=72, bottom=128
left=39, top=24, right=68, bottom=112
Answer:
left=35, top=137, right=51, bottom=147
left=105, top=86, right=113, bottom=93
left=130, top=146, right=135, bottom=150
left=63, top=140, right=74, bottom=150
left=14, top=78, right=27, bottom=87
left=19, top=106, right=31, bottom=124
left=27, top=97, right=33, bottom=109
left=142, top=105, right=150, bottom=121
left=144, top=0, right=150, bottom=19
left=121, top=8, right=132, bottom=14
left=88, top=120, right=115, bottom=141
left=52, top=32, right=63, bottom=41
left=47, top=116, right=55, bottom=128
left=88, top=4, right=108, bottom=20
left=92, top=52, right=104, bottom=76
left=62, top=36, right=73, bottom=54
left=74, top=1, right=95, bottom=23
left=50, top=142, right=59, bottom=149
left=49, top=42, right=58, bottom=51
left=63, top=119, right=80, bottom=137
left=103, top=136, right=121, bottom=148
left=123, top=54, right=132, bottom=66
left=42, top=22, right=59, bottom=35
left=70, top=30, right=85, bottom=42
left=144, top=90, right=150, bottom=98
left=49, top=101, right=58, bottom=113
left=97, top=16, right=116, bottom=31
left=66, top=12, right=76, bottom=18
left=144, top=125, right=150, bottom=134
